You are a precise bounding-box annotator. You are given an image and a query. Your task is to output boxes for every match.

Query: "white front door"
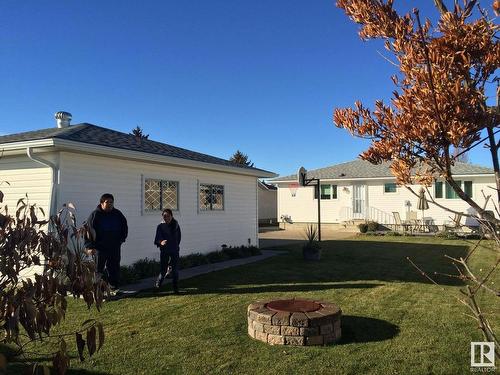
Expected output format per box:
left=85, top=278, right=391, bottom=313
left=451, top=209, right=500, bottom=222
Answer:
left=352, top=184, right=366, bottom=219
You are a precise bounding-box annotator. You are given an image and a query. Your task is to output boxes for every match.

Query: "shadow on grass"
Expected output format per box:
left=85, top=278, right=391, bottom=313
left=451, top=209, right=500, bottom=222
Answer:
left=259, top=239, right=305, bottom=249
left=338, top=315, right=400, bottom=344
left=120, top=238, right=470, bottom=298
left=0, top=344, right=108, bottom=375
left=189, top=240, right=469, bottom=293
left=133, top=282, right=385, bottom=299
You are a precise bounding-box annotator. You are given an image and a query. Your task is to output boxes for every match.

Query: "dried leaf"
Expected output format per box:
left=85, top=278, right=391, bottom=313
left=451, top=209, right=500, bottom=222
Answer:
left=52, top=350, right=69, bottom=375
left=0, top=353, right=6, bottom=371
left=59, top=337, right=67, bottom=353
left=97, top=322, right=105, bottom=352
left=82, top=318, right=96, bottom=327
left=76, top=332, right=86, bottom=362
left=87, top=326, right=97, bottom=357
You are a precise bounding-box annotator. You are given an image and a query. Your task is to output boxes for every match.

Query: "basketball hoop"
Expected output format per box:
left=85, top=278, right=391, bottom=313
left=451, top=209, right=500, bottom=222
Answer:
left=288, top=182, right=299, bottom=197
left=297, top=166, right=307, bottom=186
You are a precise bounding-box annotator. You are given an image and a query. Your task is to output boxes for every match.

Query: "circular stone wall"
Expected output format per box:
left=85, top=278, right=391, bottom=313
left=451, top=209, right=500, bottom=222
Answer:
left=247, top=299, right=341, bottom=346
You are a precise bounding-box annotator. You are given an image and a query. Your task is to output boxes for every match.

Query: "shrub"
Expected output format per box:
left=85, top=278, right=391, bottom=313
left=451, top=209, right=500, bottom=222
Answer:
left=435, top=231, right=459, bottom=240
left=120, top=266, right=141, bottom=285
left=0, top=199, right=106, bottom=373
left=303, top=224, right=321, bottom=260
left=120, top=245, right=261, bottom=284
left=179, top=253, right=209, bottom=269
left=206, top=250, right=230, bottom=263
left=304, top=224, right=319, bottom=243
left=385, top=231, right=402, bottom=237
left=249, top=246, right=261, bottom=256
left=367, top=221, right=379, bottom=232
left=302, top=242, right=321, bottom=260
left=222, top=246, right=244, bottom=259
left=358, top=223, right=368, bottom=233
left=132, top=258, right=161, bottom=279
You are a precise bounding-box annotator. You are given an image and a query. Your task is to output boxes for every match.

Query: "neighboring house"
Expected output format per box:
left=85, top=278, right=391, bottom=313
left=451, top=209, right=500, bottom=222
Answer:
left=258, top=180, right=277, bottom=224
left=271, top=159, right=495, bottom=228
left=0, top=112, right=276, bottom=264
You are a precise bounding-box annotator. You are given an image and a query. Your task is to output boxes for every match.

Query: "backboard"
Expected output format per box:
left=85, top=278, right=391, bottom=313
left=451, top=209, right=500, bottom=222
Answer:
left=297, top=166, right=307, bottom=186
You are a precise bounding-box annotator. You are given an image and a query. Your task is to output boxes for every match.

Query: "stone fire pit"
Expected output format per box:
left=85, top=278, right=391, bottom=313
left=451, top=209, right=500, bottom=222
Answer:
left=247, top=298, right=341, bottom=346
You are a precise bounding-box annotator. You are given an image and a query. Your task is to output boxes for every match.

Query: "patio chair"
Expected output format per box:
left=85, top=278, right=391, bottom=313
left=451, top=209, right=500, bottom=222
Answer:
left=425, top=218, right=439, bottom=233
left=406, top=211, right=419, bottom=232
left=444, top=213, right=463, bottom=235
left=393, top=212, right=410, bottom=232
left=478, top=210, right=498, bottom=236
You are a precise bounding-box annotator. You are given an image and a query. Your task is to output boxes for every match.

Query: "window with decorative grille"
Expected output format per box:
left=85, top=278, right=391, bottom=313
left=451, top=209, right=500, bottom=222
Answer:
left=199, top=184, right=224, bottom=211
left=144, top=178, right=179, bottom=211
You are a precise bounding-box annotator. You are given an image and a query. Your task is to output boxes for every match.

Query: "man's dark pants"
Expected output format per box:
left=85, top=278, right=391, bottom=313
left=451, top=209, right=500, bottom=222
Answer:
left=160, top=249, right=179, bottom=291
left=96, top=246, right=121, bottom=289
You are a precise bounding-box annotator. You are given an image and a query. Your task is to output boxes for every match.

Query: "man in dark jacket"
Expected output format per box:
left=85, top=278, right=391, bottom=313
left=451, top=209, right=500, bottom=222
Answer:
left=85, top=193, right=128, bottom=292
left=154, top=208, right=181, bottom=293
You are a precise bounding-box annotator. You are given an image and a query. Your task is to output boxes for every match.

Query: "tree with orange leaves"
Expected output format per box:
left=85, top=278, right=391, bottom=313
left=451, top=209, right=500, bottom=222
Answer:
left=334, top=0, right=499, bottom=357
left=335, top=0, right=499, bottom=220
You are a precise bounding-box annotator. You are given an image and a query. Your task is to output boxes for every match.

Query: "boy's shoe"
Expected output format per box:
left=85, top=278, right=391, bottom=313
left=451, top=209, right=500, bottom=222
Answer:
left=155, top=275, right=163, bottom=289
left=165, top=266, right=173, bottom=279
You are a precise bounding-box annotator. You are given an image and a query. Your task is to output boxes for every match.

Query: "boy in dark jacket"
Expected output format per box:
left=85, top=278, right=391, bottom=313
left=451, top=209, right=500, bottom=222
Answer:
left=154, top=208, right=181, bottom=293
left=85, top=193, right=128, bottom=292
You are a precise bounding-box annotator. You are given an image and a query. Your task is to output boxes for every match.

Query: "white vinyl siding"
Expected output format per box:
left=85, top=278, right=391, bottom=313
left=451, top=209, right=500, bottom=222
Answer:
left=0, top=155, right=53, bottom=217
left=57, top=152, right=258, bottom=265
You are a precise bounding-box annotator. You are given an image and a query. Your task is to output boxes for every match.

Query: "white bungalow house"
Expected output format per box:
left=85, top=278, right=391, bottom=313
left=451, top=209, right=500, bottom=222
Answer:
left=0, top=112, right=276, bottom=264
left=271, top=159, right=496, bottom=229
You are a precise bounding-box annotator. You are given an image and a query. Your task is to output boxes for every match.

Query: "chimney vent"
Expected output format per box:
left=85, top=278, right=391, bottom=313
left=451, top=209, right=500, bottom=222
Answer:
left=55, top=111, right=72, bottom=128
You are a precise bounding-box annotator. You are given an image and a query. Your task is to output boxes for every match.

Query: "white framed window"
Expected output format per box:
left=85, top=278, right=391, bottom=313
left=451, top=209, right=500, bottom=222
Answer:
left=199, top=183, right=224, bottom=211
left=144, top=178, right=179, bottom=211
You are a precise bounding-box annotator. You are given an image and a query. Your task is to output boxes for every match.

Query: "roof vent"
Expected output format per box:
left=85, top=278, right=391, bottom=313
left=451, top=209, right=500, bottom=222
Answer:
left=55, top=111, right=72, bottom=128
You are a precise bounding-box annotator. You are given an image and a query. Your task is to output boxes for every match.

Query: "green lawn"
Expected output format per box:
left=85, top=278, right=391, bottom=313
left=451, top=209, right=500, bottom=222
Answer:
left=3, top=236, right=499, bottom=374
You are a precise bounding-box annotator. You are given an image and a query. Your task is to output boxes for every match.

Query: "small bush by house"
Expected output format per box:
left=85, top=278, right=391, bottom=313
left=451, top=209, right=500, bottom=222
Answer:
left=120, top=245, right=261, bottom=285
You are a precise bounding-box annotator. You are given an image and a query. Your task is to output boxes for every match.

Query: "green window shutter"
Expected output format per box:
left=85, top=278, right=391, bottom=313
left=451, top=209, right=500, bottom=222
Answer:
left=314, top=186, right=318, bottom=199
left=332, top=185, right=338, bottom=199
left=464, top=181, right=473, bottom=198
left=445, top=181, right=461, bottom=199
left=384, top=183, right=397, bottom=193
left=435, top=181, right=443, bottom=198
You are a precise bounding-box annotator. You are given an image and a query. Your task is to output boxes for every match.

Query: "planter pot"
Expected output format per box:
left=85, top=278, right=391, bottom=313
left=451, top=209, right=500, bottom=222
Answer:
left=302, top=245, right=321, bottom=261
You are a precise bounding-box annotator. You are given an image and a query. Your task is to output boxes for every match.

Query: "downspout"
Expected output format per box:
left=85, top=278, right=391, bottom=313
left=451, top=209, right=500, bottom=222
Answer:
left=255, top=179, right=259, bottom=248
left=26, top=147, right=59, bottom=222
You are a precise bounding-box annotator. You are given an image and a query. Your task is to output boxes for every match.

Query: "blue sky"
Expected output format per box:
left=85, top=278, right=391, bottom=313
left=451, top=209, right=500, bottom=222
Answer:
left=0, top=1, right=496, bottom=177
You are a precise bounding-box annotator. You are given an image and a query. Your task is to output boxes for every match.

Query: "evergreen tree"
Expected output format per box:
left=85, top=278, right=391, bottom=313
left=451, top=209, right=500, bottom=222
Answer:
left=130, top=126, right=149, bottom=139
left=229, top=150, right=254, bottom=167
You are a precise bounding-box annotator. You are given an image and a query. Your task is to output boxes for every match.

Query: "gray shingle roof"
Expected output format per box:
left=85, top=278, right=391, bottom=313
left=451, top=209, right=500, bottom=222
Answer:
left=271, top=159, right=494, bottom=182
left=0, top=123, right=272, bottom=174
